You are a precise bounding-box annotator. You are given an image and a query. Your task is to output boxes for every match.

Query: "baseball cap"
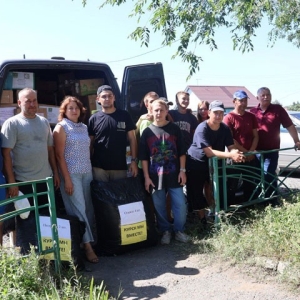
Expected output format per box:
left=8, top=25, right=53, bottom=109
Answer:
left=97, top=85, right=114, bottom=95
left=209, top=100, right=225, bottom=112
left=150, top=97, right=173, bottom=106
left=233, top=90, right=249, bottom=100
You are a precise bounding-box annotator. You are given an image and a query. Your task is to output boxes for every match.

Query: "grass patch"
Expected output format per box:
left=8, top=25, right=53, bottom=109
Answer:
left=192, top=194, right=300, bottom=286
left=0, top=248, right=119, bottom=299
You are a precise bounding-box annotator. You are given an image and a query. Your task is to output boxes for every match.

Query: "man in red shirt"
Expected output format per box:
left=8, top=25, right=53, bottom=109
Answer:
left=223, top=90, right=259, bottom=201
left=250, top=87, right=300, bottom=205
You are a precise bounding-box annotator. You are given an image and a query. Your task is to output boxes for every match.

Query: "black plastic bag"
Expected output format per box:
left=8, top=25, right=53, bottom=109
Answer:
left=91, top=176, right=158, bottom=255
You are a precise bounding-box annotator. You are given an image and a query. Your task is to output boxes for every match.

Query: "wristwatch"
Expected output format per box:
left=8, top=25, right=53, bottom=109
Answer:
left=131, top=158, right=138, bottom=163
left=180, top=168, right=186, bottom=172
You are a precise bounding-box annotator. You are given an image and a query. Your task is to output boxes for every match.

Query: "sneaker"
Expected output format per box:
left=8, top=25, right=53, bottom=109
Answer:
left=161, top=231, right=171, bottom=245
left=175, top=231, right=191, bottom=243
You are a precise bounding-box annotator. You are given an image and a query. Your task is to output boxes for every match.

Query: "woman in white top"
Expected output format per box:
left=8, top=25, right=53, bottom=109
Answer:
left=53, top=96, right=98, bottom=264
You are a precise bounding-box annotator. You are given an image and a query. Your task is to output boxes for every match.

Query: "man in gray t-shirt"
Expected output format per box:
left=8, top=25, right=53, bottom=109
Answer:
left=1, top=88, right=59, bottom=253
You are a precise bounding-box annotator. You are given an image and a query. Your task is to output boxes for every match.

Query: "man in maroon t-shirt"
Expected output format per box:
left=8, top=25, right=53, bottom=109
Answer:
left=223, top=90, right=259, bottom=201
left=250, top=87, right=300, bottom=205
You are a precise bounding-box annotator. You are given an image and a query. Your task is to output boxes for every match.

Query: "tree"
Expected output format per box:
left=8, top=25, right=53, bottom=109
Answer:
left=81, top=0, right=300, bottom=78
left=286, top=101, right=300, bottom=111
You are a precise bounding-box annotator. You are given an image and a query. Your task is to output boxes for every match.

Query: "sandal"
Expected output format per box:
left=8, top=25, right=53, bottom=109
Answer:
left=85, top=250, right=99, bottom=264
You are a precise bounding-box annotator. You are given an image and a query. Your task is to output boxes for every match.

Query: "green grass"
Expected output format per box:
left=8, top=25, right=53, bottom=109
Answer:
left=0, top=247, right=118, bottom=300
left=191, top=194, right=300, bottom=286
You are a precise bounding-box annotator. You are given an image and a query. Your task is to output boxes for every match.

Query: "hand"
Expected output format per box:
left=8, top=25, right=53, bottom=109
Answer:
left=230, top=149, right=245, bottom=163
left=144, top=177, right=155, bottom=193
left=129, top=161, right=138, bottom=177
left=246, top=154, right=255, bottom=162
left=178, top=171, right=186, bottom=186
left=53, top=173, right=60, bottom=190
left=8, top=186, right=19, bottom=198
left=64, top=178, right=73, bottom=196
left=295, top=141, right=300, bottom=150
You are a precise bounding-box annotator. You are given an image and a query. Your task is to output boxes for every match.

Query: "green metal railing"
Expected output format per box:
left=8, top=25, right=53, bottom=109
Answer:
left=209, top=147, right=300, bottom=222
left=0, top=177, right=61, bottom=273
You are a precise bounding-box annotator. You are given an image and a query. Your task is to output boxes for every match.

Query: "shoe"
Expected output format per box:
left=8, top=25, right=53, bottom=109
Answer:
left=161, top=231, right=171, bottom=245
left=175, top=231, right=191, bottom=243
left=85, top=250, right=99, bottom=264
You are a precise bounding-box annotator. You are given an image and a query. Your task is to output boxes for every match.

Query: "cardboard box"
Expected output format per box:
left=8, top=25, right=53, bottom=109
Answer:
left=87, top=95, right=97, bottom=111
left=39, top=105, right=60, bottom=124
left=77, top=78, right=104, bottom=96
left=14, top=107, right=48, bottom=119
left=11, top=72, right=35, bottom=89
left=1, top=90, right=14, bottom=104
left=0, top=104, right=18, bottom=126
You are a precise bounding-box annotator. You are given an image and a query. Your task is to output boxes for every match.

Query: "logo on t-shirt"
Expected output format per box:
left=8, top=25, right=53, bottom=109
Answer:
left=175, top=121, right=191, bottom=133
left=117, top=122, right=126, bottom=131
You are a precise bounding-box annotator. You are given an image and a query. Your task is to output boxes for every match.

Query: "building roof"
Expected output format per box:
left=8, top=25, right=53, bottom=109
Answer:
left=186, top=85, right=258, bottom=108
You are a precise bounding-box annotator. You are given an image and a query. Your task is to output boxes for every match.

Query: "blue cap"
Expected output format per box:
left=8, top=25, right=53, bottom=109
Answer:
left=233, top=90, right=249, bottom=100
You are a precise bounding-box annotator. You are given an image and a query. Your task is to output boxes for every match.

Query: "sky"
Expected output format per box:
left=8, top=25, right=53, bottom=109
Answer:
left=1, top=0, right=300, bottom=107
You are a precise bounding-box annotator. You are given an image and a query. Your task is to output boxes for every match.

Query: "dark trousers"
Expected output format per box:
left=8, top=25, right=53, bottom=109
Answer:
left=16, top=182, right=49, bottom=254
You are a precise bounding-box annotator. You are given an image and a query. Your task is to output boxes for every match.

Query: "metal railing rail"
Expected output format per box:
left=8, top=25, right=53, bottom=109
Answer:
left=210, top=147, right=300, bottom=222
left=0, top=177, right=61, bottom=273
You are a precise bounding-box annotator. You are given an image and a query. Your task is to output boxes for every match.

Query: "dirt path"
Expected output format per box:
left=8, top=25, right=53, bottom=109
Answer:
left=86, top=242, right=299, bottom=300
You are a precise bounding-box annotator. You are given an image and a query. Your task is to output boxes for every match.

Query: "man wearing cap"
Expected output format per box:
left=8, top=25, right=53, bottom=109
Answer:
left=169, top=91, right=198, bottom=153
left=88, top=85, right=138, bottom=181
left=250, top=87, right=300, bottom=205
left=187, top=100, right=245, bottom=223
left=223, top=90, right=259, bottom=201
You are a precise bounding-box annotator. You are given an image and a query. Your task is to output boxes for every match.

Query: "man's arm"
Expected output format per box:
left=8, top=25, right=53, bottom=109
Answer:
left=142, top=160, right=155, bottom=193
left=1, top=148, right=18, bottom=197
left=48, top=145, right=60, bottom=189
left=89, top=135, right=95, bottom=158
left=178, top=155, right=186, bottom=185
left=286, top=125, right=300, bottom=150
left=127, top=130, right=138, bottom=177
left=203, top=146, right=245, bottom=162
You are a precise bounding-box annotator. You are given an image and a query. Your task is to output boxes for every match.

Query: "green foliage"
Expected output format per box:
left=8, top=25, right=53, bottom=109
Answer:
left=286, top=101, right=300, bottom=111
left=81, top=0, right=300, bottom=79
left=207, top=195, right=300, bottom=285
left=0, top=248, right=115, bottom=299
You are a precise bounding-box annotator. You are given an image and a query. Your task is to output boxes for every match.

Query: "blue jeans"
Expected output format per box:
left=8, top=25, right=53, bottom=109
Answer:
left=256, top=151, right=279, bottom=199
left=152, top=187, right=186, bottom=232
left=60, top=172, right=95, bottom=244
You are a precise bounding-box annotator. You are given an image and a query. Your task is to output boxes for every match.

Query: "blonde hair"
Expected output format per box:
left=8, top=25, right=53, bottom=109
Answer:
left=151, top=99, right=169, bottom=110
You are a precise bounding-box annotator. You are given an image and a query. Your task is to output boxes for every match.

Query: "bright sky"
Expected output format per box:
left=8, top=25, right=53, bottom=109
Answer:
left=1, top=0, right=300, bottom=106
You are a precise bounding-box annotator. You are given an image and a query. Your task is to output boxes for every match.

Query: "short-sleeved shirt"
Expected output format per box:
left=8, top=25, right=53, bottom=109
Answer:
left=223, top=111, right=258, bottom=150
left=88, top=109, right=136, bottom=170
left=59, top=118, right=92, bottom=174
left=250, top=104, right=293, bottom=150
left=187, top=121, right=234, bottom=165
left=1, top=114, right=53, bottom=181
left=169, top=110, right=198, bottom=152
left=139, top=122, right=186, bottom=190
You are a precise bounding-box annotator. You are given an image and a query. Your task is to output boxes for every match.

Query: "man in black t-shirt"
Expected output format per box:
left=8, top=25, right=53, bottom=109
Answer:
left=88, top=85, right=138, bottom=182
left=169, top=91, right=198, bottom=152
left=187, top=100, right=245, bottom=221
left=139, top=99, right=190, bottom=245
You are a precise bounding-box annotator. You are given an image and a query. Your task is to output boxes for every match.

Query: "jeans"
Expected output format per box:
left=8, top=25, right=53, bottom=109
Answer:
left=60, top=172, right=95, bottom=244
left=256, top=151, right=279, bottom=199
left=152, top=187, right=186, bottom=232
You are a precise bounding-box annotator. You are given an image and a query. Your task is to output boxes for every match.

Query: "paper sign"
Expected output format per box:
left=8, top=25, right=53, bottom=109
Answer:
left=40, top=216, right=71, bottom=261
left=118, top=201, right=146, bottom=225
left=118, top=202, right=147, bottom=245
left=120, top=221, right=147, bottom=245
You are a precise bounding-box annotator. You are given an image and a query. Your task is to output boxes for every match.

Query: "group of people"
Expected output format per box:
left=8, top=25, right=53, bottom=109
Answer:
left=0, top=85, right=299, bottom=258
